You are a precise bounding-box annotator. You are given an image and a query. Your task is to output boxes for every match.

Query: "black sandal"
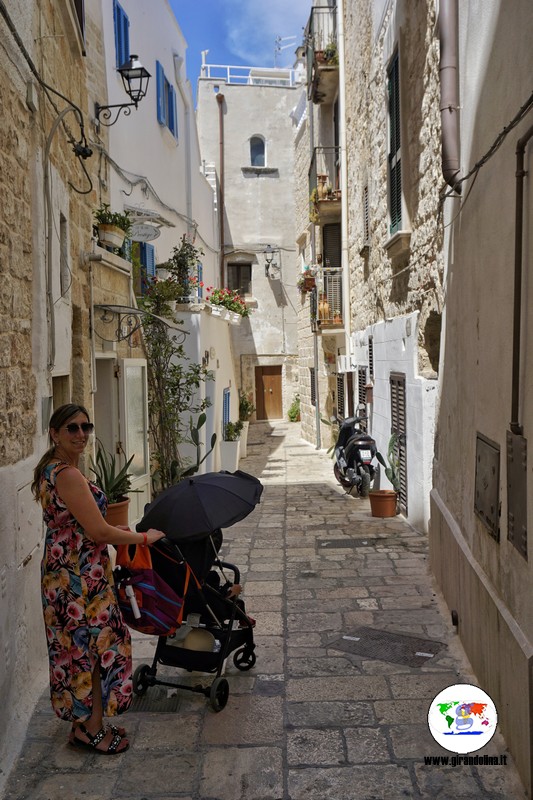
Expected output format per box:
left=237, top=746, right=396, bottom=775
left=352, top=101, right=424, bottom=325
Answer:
left=69, top=722, right=126, bottom=744
left=70, top=723, right=129, bottom=755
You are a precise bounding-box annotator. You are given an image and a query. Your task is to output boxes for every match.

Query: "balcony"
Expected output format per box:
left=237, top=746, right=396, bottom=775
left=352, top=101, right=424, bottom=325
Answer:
left=310, top=268, right=344, bottom=334
left=309, top=146, right=342, bottom=224
left=306, top=6, right=338, bottom=103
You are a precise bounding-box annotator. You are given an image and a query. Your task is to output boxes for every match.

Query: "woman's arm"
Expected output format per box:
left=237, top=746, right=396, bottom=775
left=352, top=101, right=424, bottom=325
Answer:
left=55, top=466, right=164, bottom=546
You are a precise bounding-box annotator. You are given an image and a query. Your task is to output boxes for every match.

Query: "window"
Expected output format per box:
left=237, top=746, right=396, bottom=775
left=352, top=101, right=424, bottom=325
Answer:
left=132, top=242, right=155, bottom=295
left=113, top=0, right=129, bottom=68
left=323, top=223, right=341, bottom=268
left=310, top=368, right=316, bottom=406
left=250, top=136, right=265, bottom=167
left=388, top=52, right=402, bottom=234
left=368, top=336, right=374, bottom=380
left=156, top=61, right=178, bottom=138
left=390, top=372, right=407, bottom=512
left=227, top=263, right=252, bottom=296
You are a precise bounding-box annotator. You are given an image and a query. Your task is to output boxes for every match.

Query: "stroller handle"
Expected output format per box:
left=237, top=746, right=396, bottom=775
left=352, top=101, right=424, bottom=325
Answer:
left=214, top=559, right=240, bottom=584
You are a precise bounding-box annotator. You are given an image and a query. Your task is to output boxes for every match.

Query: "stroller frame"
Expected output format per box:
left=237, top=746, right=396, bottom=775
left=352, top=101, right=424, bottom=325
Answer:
left=125, top=542, right=256, bottom=712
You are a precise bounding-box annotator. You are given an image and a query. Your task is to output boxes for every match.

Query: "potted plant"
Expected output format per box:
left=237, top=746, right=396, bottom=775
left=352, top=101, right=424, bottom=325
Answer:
left=238, top=392, right=256, bottom=458
left=89, top=443, right=137, bottom=526
left=220, top=420, right=243, bottom=472
left=324, top=41, right=339, bottom=65
left=369, top=433, right=401, bottom=517
left=288, top=394, right=301, bottom=422
left=157, top=235, right=204, bottom=303
left=297, top=268, right=317, bottom=294
left=93, top=203, right=132, bottom=249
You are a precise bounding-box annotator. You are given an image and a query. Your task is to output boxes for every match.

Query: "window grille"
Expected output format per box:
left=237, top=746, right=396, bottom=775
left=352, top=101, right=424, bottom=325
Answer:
left=368, top=336, right=374, bottom=380
left=310, top=368, right=316, bottom=406
left=336, top=375, right=345, bottom=418
left=388, top=52, right=402, bottom=234
left=358, top=366, right=367, bottom=407
left=363, top=184, right=370, bottom=244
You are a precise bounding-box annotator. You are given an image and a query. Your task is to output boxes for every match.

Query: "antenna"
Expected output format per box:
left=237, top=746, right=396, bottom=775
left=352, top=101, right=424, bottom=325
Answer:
left=274, top=35, right=297, bottom=66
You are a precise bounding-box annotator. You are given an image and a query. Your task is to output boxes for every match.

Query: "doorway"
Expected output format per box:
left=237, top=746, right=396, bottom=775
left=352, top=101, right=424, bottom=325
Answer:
left=255, top=366, right=283, bottom=420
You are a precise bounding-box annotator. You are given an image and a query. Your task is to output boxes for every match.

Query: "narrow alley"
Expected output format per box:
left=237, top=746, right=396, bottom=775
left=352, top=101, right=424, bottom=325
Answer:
left=3, top=422, right=526, bottom=800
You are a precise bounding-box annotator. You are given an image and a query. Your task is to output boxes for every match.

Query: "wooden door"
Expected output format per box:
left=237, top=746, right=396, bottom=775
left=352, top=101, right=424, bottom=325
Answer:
left=255, top=366, right=283, bottom=420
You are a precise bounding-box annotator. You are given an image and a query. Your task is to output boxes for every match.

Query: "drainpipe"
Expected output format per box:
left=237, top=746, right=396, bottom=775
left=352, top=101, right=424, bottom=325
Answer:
left=337, top=0, right=351, bottom=372
left=216, top=92, right=225, bottom=286
left=174, top=56, right=194, bottom=238
left=439, top=0, right=461, bottom=193
left=510, top=123, right=533, bottom=435
left=307, top=51, right=321, bottom=449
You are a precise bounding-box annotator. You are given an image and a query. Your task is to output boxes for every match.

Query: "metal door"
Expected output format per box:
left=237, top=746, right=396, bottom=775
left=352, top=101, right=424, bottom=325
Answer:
left=255, top=366, right=283, bottom=420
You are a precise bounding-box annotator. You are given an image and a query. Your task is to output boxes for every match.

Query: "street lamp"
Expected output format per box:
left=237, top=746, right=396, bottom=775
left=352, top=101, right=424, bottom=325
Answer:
left=264, top=244, right=280, bottom=278
left=95, top=55, right=151, bottom=127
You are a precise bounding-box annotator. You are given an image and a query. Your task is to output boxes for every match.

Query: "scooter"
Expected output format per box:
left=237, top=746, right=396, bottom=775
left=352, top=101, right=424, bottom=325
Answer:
left=332, top=411, right=377, bottom=496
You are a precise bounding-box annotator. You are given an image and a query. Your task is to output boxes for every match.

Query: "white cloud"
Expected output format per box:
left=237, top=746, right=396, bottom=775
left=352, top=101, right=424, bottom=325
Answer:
left=223, top=0, right=311, bottom=67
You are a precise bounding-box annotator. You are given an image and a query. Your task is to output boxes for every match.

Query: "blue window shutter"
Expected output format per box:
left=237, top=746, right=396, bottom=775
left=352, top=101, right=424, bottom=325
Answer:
left=197, top=263, right=203, bottom=298
left=113, top=1, right=130, bottom=68
left=223, top=388, right=231, bottom=429
left=156, top=61, right=165, bottom=125
left=168, top=84, right=177, bottom=136
left=145, top=244, right=156, bottom=277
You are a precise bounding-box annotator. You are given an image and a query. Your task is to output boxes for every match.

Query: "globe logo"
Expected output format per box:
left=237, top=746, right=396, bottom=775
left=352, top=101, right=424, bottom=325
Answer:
left=427, top=683, right=498, bottom=754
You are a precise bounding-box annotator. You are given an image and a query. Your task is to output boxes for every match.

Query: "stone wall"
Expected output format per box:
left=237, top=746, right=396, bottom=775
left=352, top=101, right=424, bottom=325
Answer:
left=344, top=0, right=443, bottom=377
left=0, top=2, right=112, bottom=785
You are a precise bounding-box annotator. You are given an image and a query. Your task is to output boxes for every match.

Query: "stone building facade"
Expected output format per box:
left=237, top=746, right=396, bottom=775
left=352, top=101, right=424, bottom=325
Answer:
left=0, top=1, right=146, bottom=780
left=196, top=65, right=303, bottom=423
left=297, top=0, right=442, bottom=529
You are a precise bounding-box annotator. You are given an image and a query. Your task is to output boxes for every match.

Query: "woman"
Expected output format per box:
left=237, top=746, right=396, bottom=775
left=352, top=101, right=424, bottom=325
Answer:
left=32, top=403, right=165, bottom=755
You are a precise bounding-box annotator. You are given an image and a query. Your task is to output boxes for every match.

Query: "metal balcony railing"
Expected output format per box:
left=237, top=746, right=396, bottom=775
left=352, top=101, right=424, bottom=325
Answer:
left=309, top=146, right=342, bottom=221
left=309, top=269, right=343, bottom=330
left=306, top=6, right=338, bottom=100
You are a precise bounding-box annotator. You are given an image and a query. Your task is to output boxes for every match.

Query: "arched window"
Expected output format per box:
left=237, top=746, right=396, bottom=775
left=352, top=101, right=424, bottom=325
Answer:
left=250, top=136, right=265, bottom=167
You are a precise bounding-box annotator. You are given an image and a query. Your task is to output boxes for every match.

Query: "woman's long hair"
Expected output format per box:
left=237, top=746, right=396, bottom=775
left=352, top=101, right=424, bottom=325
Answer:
left=31, top=403, right=91, bottom=501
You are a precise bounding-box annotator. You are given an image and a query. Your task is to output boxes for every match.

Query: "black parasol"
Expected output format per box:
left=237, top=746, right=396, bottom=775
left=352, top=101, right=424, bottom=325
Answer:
left=137, top=470, right=263, bottom=541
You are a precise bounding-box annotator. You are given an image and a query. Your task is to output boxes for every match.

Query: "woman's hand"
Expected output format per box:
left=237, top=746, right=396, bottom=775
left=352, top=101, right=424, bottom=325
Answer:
left=144, top=528, right=166, bottom=545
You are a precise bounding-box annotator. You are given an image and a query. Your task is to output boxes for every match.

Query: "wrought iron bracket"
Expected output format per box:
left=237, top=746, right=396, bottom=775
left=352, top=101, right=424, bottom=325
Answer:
left=93, top=304, right=188, bottom=345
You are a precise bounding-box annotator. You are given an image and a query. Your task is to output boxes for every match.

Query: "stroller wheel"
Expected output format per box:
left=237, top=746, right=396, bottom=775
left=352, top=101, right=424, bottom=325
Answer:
left=209, top=677, right=229, bottom=712
left=133, top=664, right=151, bottom=696
left=233, top=647, right=257, bottom=671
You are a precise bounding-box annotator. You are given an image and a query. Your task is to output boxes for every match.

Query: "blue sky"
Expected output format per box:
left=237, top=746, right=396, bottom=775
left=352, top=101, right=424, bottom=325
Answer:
left=169, top=0, right=311, bottom=103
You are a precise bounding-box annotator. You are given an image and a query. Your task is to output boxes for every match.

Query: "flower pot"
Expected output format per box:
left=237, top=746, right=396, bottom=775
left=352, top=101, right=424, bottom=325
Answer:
left=303, top=276, right=316, bottom=291
left=239, top=421, right=249, bottom=458
left=97, top=223, right=126, bottom=249
left=219, top=440, right=240, bottom=472
left=368, top=490, right=397, bottom=518
left=105, top=497, right=130, bottom=526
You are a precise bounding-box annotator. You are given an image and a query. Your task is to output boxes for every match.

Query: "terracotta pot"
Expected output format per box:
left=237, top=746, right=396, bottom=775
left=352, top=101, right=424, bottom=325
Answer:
left=368, top=490, right=397, bottom=518
left=105, top=497, right=130, bottom=527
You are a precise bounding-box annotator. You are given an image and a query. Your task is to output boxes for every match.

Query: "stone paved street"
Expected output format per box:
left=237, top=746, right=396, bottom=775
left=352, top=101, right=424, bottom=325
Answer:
left=2, top=422, right=527, bottom=799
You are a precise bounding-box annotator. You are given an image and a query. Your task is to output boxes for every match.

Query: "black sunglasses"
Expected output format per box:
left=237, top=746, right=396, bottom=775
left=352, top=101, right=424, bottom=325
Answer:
left=63, top=422, right=94, bottom=435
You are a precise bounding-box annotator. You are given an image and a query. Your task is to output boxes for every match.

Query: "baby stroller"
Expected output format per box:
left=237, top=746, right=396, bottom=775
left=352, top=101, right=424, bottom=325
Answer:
left=114, top=531, right=256, bottom=711
left=114, top=471, right=262, bottom=712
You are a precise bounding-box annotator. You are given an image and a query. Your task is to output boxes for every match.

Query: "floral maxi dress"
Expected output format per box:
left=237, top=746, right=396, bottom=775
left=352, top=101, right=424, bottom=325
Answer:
left=39, top=462, right=132, bottom=721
